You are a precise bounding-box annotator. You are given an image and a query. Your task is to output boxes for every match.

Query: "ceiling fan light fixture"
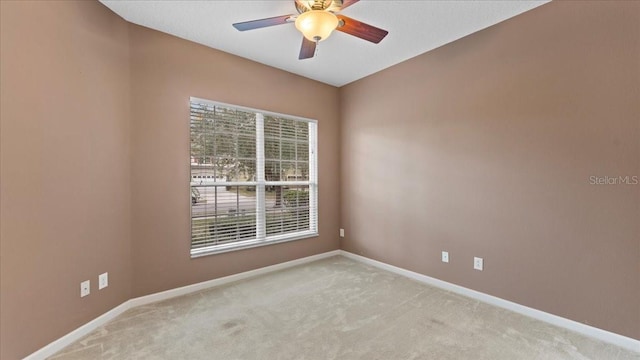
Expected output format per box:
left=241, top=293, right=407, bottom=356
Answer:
left=295, top=10, right=339, bottom=42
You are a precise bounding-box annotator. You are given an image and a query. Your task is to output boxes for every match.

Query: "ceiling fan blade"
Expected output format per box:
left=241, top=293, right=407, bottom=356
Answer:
left=336, top=15, right=388, bottom=44
left=339, top=0, right=360, bottom=10
left=299, top=37, right=317, bottom=60
left=232, top=15, right=292, bottom=31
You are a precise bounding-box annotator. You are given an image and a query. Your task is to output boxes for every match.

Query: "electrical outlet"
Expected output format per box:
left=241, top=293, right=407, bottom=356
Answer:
left=441, top=251, right=449, bottom=263
left=474, top=257, right=484, bottom=271
left=99, top=272, right=108, bottom=290
left=80, top=280, right=90, bottom=297
left=339, top=228, right=344, bottom=238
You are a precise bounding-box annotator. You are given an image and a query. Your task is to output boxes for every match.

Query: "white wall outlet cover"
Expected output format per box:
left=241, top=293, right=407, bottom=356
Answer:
left=99, top=272, right=108, bottom=290
left=441, top=251, right=449, bottom=263
left=339, top=229, right=344, bottom=238
left=80, top=280, right=90, bottom=297
left=474, top=257, right=484, bottom=271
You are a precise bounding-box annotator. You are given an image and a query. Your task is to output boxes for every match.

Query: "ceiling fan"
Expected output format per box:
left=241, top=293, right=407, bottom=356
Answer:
left=232, top=0, right=388, bottom=60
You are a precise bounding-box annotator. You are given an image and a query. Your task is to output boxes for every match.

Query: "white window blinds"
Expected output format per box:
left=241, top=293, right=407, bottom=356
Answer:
left=190, top=98, right=318, bottom=257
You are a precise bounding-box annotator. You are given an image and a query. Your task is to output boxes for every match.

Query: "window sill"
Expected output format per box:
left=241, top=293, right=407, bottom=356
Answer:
left=190, top=231, right=319, bottom=258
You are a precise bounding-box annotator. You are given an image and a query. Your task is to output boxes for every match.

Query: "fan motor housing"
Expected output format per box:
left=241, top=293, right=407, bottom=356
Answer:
left=295, top=0, right=343, bottom=14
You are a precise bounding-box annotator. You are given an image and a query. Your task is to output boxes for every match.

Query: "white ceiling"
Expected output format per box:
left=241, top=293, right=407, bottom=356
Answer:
left=100, top=0, right=548, bottom=87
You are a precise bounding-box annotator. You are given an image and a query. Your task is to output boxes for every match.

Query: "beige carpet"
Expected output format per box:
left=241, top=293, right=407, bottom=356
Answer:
left=50, top=256, right=639, bottom=359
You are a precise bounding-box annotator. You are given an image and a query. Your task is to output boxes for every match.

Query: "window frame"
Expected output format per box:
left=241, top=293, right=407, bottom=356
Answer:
left=189, top=97, right=318, bottom=258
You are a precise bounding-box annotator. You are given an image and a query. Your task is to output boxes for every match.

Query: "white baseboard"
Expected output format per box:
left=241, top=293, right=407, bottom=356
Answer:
left=24, top=249, right=638, bottom=358
left=339, top=250, right=640, bottom=353
left=23, top=301, right=131, bottom=360
left=128, top=250, right=341, bottom=308
left=23, top=250, right=341, bottom=360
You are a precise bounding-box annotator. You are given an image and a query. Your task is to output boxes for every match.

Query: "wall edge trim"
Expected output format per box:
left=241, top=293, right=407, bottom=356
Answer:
left=23, top=249, right=638, bottom=358
left=22, top=301, right=131, bottom=360
left=338, top=250, right=640, bottom=352
left=23, top=250, right=341, bottom=360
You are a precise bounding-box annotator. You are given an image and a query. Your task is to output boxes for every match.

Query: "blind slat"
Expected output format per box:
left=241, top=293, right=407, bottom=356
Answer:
left=190, top=100, right=317, bottom=253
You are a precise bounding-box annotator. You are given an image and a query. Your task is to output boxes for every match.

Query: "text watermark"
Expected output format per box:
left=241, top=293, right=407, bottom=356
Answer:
left=589, top=175, right=638, bottom=185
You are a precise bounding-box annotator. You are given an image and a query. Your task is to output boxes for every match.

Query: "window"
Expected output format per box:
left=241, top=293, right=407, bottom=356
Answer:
left=189, top=97, right=318, bottom=257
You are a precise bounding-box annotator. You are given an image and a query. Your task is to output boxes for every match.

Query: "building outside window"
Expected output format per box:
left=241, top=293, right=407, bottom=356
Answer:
left=189, top=97, right=318, bottom=257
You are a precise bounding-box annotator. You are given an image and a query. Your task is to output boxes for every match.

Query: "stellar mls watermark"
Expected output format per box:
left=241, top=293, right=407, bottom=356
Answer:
left=589, top=175, right=638, bottom=185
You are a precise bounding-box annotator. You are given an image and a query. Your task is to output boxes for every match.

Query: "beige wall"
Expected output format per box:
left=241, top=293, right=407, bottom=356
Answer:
left=0, top=2, right=340, bottom=359
left=2, top=0, right=638, bottom=358
left=0, top=2, right=132, bottom=359
left=128, top=24, right=341, bottom=297
left=340, top=0, right=639, bottom=340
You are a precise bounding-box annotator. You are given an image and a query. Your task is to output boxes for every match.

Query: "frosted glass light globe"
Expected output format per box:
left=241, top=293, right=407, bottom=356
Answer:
left=295, top=10, right=339, bottom=42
